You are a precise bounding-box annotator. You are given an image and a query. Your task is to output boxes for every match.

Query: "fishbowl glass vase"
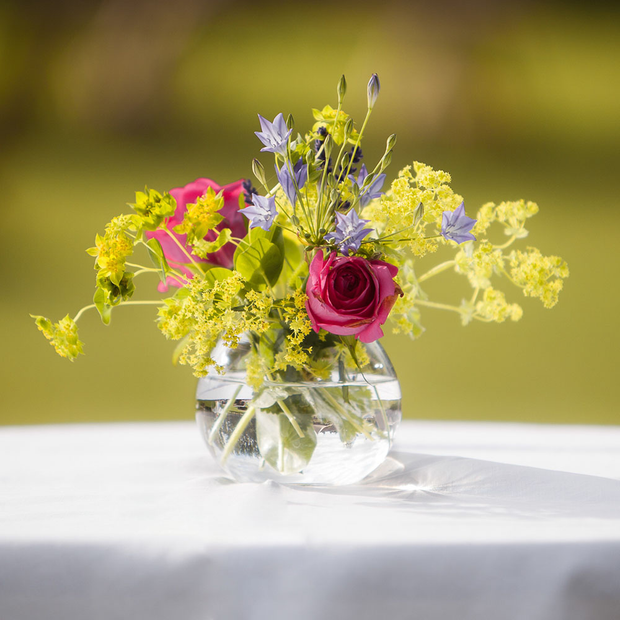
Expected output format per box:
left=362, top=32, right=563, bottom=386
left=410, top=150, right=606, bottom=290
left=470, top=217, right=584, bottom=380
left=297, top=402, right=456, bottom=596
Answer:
left=196, top=333, right=402, bottom=485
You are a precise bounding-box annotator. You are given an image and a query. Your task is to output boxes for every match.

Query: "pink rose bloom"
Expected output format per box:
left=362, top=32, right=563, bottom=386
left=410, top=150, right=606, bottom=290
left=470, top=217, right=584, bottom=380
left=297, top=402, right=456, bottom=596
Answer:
left=146, top=178, right=247, bottom=292
left=305, top=251, right=401, bottom=343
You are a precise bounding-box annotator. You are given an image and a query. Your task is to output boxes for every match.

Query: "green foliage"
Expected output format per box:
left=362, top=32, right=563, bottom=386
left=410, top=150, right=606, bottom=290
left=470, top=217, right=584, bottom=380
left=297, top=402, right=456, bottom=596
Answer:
left=255, top=408, right=317, bottom=474
left=87, top=214, right=135, bottom=286
left=31, top=314, right=84, bottom=360
left=130, top=188, right=176, bottom=231
left=312, top=105, right=359, bottom=145
left=145, top=238, right=170, bottom=285
left=234, top=227, right=284, bottom=289
left=192, top=229, right=232, bottom=258
left=173, top=186, right=224, bottom=244
left=96, top=272, right=135, bottom=306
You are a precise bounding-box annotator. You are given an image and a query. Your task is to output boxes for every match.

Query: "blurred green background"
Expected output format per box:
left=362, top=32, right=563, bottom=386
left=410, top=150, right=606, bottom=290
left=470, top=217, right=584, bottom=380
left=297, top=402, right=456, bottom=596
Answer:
left=1, top=0, right=618, bottom=426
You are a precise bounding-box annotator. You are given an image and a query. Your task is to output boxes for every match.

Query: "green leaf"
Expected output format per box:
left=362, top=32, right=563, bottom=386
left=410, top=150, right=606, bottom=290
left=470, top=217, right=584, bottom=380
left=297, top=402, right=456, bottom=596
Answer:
left=281, top=235, right=306, bottom=287
left=30, top=315, right=53, bottom=333
left=192, top=228, right=232, bottom=258
left=204, top=267, right=234, bottom=286
left=172, top=333, right=191, bottom=365
left=234, top=225, right=283, bottom=260
left=255, top=410, right=317, bottom=474
left=234, top=235, right=283, bottom=289
left=239, top=190, right=247, bottom=210
left=93, top=288, right=112, bottom=325
left=145, top=238, right=170, bottom=284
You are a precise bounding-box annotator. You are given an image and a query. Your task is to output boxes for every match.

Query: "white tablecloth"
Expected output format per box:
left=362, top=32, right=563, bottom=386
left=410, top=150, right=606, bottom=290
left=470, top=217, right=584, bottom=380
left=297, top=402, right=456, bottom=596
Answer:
left=1, top=421, right=620, bottom=620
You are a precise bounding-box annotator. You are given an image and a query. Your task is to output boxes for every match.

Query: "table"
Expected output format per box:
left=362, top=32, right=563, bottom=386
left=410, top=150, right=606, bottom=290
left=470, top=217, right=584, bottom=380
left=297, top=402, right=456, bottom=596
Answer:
left=2, top=421, right=620, bottom=620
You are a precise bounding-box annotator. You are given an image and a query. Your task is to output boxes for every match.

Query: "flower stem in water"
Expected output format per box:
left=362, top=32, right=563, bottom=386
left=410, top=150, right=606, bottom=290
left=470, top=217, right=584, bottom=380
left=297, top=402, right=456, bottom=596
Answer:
left=208, top=384, right=243, bottom=445
left=220, top=405, right=256, bottom=465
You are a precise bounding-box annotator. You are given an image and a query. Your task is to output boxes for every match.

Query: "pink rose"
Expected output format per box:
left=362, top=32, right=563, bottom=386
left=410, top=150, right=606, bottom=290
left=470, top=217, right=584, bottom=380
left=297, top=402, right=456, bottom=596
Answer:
left=146, top=178, right=247, bottom=292
left=305, top=251, right=401, bottom=343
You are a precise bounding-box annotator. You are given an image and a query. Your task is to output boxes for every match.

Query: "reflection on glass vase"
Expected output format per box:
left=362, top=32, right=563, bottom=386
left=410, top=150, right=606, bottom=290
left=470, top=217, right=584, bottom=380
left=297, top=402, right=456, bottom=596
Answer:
left=196, top=332, right=402, bottom=485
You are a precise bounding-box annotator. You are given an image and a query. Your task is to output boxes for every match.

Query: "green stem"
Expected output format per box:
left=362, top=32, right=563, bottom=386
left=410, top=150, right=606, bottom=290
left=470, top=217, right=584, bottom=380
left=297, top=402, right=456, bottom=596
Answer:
left=220, top=405, right=256, bottom=465
left=160, top=228, right=203, bottom=274
left=73, top=305, right=96, bottom=322
left=344, top=108, right=371, bottom=181
left=417, top=260, right=456, bottom=283
left=274, top=397, right=305, bottom=438
left=498, top=266, right=523, bottom=288
left=285, top=145, right=315, bottom=238
left=319, top=388, right=375, bottom=440
left=316, top=100, right=343, bottom=227
left=208, top=384, right=243, bottom=445
left=414, top=299, right=463, bottom=313
left=494, top=235, right=517, bottom=250
left=73, top=299, right=163, bottom=322
left=287, top=259, right=307, bottom=287
left=126, top=262, right=154, bottom=271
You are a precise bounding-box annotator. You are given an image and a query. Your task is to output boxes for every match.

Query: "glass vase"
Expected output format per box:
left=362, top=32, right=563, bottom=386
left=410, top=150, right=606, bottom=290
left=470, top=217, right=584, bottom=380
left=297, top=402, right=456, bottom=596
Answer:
left=196, top=333, right=401, bottom=485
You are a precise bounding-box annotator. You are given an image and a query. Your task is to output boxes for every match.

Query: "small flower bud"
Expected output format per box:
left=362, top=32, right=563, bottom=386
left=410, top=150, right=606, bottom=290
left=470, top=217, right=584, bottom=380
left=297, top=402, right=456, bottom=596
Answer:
left=337, top=75, right=347, bottom=104
left=286, top=114, right=295, bottom=131
left=380, top=152, right=392, bottom=171
left=413, top=202, right=424, bottom=226
left=386, top=133, right=397, bottom=152
left=252, top=158, right=266, bottom=186
left=344, top=117, right=354, bottom=140
left=367, top=73, right=380, bottom=110
left=323, top=134, right=333, bottom=158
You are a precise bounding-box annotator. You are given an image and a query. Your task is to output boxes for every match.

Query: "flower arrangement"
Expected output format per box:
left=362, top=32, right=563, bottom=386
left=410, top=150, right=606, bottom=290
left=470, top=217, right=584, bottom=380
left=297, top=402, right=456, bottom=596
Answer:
left=32, top=75, right=568, bottom=483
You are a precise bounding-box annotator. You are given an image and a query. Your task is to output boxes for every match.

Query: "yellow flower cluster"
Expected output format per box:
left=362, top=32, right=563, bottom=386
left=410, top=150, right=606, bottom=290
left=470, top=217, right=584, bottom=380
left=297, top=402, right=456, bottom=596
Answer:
left=157, top=272, right=273, bottom=376
left=389, top=259, right=426, bottom=337
left=390, top=293, right=425, bottom=337
left=509, top=248, right=569, bottom=308
left=370, top=161, right=568, bottom=337
left=473, top=288, right=523, bottom=323
left=131, top=188, right=176, bottom=231
left=363, top=162, right=463, bottom=257
left=312, top=105, right=360, bottom=145
left=274, top=288, right=313, bottom=372
left=455, top=240, right=505, bottom=289
left=174, top=187, right=224, bottom=245
left=87, top=215, right=135, bottom=285
left=334, top=339, right=371, bottom=372
left=474, top=199, right=539, bottom=237
left=31, top=315, right=84, bottom=360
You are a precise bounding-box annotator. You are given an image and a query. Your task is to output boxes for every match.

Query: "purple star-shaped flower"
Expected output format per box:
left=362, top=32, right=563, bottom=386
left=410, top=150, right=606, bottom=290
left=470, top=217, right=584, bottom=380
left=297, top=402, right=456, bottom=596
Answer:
left=324, top=209, right=373, bottom=255
left=255, top=113, right=292, bottom=156
left=275, top=160, right=308, bottom=207
left=440, top=202, right=477, bottom=244
left=240, top=194, right=277, bottom=231
left=349, top=164, right=386, bottom=207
